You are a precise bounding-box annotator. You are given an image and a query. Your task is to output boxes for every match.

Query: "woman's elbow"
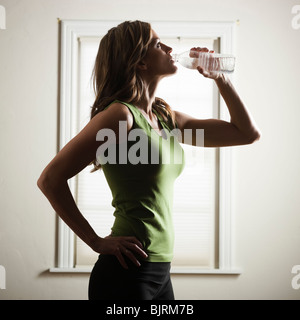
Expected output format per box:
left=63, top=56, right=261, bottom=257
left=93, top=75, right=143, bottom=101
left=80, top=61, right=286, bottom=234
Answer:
left=37, top=167, right=61, bottom=194
left=246, top=129, right=261, bottom=144
left=37, top=171, right=51, bottom=194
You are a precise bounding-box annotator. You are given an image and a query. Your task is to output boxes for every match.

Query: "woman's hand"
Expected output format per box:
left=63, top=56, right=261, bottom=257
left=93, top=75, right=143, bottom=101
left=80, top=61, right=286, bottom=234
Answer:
left=190, top=47, right=221, bottom=80
left=90, top=235, right=148, bottom=269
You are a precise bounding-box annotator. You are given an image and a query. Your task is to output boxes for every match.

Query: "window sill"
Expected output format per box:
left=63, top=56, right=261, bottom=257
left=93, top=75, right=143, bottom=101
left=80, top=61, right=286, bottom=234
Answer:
left=49, top=266, right=241, bottom=275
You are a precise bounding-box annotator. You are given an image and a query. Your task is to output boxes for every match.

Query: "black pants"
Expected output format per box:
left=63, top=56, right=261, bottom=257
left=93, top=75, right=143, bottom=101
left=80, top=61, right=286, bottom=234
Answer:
left=88, top=254, right=174, bottom=300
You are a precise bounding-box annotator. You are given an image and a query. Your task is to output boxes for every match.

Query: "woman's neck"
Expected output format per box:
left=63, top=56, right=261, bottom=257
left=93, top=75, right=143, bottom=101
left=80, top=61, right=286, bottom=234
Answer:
left=135, top=78, right=160, bottom=116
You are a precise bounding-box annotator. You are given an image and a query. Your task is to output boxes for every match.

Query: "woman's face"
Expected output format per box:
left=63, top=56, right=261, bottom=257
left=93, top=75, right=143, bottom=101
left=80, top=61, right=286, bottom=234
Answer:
left=142, top=29, right=177, bottom=79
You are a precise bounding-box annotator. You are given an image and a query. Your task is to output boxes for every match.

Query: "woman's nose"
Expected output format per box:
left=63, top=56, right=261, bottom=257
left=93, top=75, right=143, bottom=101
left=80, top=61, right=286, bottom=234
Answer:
left=165, top=45, right=172, bottom=54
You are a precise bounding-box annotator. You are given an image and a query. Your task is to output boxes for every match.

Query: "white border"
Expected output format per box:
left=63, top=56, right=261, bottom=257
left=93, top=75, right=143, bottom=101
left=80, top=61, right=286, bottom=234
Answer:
left=57, top=20, right=236, bottom=273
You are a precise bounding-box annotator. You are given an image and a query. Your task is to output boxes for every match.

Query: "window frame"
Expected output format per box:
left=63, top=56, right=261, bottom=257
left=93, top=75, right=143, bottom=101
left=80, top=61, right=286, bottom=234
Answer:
left=51, top=20, right=240, bottom=274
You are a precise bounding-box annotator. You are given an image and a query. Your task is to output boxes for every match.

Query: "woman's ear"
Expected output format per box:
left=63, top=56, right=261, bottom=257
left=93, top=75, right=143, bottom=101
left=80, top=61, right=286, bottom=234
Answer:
left=137, top=60, right=148, bottom=71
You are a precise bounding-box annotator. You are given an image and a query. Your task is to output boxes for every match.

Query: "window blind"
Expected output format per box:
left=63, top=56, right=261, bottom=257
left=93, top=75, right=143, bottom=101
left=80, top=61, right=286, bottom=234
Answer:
left=74, top=36, right=219, bottom=268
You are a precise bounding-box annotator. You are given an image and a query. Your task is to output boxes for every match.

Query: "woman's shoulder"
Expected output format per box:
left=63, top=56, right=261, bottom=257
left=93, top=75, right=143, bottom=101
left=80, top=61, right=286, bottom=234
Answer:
left=103, top=101, right=132, bottom=116
left=91, top=101, right=134, bottom=133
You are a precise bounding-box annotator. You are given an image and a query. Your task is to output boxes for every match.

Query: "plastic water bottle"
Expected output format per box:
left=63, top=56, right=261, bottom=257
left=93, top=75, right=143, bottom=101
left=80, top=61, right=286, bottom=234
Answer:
left=172, top=50, right=235, bottom=74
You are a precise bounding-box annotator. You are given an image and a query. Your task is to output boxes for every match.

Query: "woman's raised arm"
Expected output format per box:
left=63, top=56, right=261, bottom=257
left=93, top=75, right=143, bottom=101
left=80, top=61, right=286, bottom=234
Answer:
left=174, top=48, right=261, bottom=147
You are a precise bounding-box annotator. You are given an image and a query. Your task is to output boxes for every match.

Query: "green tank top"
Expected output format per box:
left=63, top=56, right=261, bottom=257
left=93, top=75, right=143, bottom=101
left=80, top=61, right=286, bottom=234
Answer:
left=100, top=100, right=185, bottom=262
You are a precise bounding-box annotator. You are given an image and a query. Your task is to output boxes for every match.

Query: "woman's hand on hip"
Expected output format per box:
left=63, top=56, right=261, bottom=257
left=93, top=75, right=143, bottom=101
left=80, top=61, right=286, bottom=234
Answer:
left=90, top=235, right=148, bottom=269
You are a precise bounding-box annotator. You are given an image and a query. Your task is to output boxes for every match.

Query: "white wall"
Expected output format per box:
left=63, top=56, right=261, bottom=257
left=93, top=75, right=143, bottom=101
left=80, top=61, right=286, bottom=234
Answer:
left=0, top=0, right=300, bottom=300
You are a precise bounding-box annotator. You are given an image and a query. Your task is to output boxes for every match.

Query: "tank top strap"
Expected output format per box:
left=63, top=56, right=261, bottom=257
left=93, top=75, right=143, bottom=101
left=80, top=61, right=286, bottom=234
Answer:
left=105, top=100, right=175, bottom=135
left=104, top=100, right=147, bottom=131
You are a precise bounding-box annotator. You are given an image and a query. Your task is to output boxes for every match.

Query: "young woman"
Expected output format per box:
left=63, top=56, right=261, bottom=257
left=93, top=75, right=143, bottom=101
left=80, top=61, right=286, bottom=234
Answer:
left=37, top=20, right=260, bottom=300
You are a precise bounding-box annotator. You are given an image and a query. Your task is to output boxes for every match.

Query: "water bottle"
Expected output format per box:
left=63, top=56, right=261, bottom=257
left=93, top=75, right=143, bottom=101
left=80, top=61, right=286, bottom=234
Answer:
left=172, top=50, right=235, bottom=74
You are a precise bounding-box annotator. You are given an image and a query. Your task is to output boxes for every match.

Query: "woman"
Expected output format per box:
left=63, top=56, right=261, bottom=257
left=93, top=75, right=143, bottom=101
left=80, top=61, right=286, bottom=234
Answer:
left=37, top=20, right=260, bottom=300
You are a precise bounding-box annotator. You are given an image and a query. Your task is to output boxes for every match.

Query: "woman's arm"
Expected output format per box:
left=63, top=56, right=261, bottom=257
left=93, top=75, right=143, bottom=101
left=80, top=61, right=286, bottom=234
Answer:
left=175, top=49, right=261, bottom=147
left=37, top=103, right=147, bottom=268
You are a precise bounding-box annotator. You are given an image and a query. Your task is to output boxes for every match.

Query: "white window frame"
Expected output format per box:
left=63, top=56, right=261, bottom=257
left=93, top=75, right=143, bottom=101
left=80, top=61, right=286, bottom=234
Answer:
left=50, top=20, right=240, bottom=274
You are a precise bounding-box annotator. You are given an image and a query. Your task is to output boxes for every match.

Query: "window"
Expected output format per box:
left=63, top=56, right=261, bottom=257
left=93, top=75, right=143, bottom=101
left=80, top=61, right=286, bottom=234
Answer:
left=52, top=20, right=238, bottom=274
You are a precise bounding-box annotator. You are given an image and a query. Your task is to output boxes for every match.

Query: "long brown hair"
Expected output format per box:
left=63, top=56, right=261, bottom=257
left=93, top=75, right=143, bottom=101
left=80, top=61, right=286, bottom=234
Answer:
left=90, top=20, right=175, bottom=171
